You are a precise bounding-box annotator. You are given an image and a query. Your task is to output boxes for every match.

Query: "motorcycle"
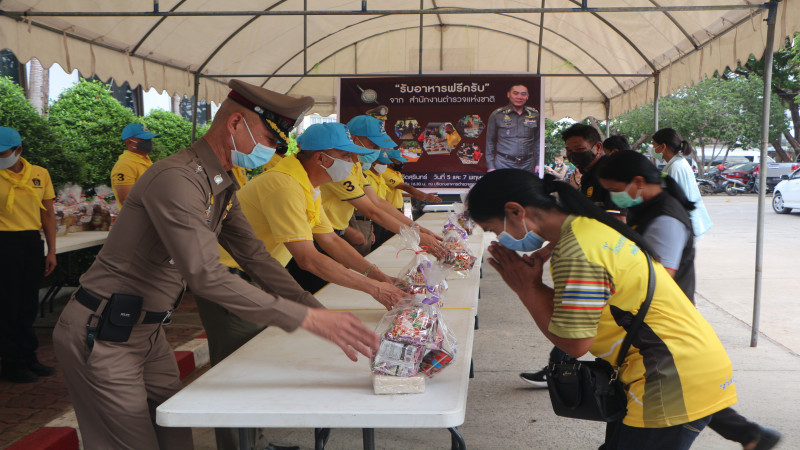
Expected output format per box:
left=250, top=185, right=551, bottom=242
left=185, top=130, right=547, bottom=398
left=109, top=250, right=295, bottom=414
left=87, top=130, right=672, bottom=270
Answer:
left=697, top=173, right=727, bottom=195
left=723, top=175, right=758, bottom=196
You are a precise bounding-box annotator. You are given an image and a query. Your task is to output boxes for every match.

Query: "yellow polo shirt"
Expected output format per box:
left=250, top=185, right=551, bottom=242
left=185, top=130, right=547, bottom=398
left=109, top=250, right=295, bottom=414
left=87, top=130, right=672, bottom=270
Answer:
left=219, top=156, right=334, bottom=268
left=0, top=158, right=55, bottom=231
left=364, top=169, right=387, bottom=199
left=231, top=166, right=248, bottom=188
left=382, top=167, right=405, bottom=209
left=261, top=153, right=284, bottom=171
left=319, top=162, right=368, bottom=230
left=111, top=150, right=152, bottom=202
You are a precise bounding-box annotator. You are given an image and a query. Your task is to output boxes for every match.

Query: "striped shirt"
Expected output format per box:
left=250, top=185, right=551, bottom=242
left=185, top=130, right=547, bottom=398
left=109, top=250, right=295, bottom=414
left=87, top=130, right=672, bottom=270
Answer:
left=548, top=216, right=737, bottom=428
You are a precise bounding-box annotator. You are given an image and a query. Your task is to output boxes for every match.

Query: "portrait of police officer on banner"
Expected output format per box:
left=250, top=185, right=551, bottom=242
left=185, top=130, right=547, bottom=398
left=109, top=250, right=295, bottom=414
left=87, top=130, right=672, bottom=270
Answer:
left=485, top=83, right=541, bottom=173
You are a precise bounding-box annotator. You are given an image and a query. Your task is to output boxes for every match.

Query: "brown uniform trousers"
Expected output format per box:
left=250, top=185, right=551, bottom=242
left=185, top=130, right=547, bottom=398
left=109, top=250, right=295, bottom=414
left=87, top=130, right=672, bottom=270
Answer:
left=54, top=140, right=321, bottom=449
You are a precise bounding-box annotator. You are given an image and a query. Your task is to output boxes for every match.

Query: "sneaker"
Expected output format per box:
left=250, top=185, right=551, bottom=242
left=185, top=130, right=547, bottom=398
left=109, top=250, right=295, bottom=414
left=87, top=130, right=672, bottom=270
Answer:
left=28, top=362, right=56, bottom=377
left=753, top=426, right=781, bottom=450
left=519, top=368, right=548, bottom=388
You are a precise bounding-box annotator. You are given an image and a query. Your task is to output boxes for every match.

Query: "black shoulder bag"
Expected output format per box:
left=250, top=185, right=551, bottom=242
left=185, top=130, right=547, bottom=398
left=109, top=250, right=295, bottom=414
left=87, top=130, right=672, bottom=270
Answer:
left=545, top=252, right=655, bottom=422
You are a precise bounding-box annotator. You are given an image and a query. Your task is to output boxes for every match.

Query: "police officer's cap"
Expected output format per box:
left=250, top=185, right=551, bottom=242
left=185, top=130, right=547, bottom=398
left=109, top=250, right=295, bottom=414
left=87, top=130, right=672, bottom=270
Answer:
left=0, top=126, right=22, bottom=151
left=227, top=79, right=314, bottom=143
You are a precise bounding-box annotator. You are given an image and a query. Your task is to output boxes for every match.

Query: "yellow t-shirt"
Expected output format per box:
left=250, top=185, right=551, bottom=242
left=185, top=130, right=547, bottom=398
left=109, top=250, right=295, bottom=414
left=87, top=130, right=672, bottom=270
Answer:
left=381, top=168, right=404, bottom=209
left=446, top=129, right=461, bottom=148
left=319, top=162, right=367, bottom=230
left=110, top=150, right=153, bottom=201
left=0, top=159, right=55, bottom=231
left=261, top=153, right=284, bottom=171
left=219, top=156, right=334, bottom=268
left=364, top=169, right=387, bottom=199
left=549, top=216, right=737, bottom=428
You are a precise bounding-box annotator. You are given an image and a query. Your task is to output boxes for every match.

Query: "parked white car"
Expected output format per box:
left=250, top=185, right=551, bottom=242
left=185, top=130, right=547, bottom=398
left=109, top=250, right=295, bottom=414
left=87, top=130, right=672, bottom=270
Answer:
left=772, top=168, right=800, bottom=214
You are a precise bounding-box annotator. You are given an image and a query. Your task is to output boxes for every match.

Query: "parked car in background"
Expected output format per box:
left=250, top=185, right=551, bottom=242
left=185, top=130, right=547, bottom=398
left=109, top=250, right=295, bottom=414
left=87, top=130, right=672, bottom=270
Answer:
left=772, top=168, right=800, bottom=214
left=763, top=162, right=800, bottom=192
left=722, top=162, right=759, bottom=185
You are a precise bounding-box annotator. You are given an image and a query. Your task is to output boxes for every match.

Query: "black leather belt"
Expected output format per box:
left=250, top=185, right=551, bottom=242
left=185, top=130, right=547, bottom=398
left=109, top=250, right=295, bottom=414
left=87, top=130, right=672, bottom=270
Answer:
left=75, top=287, right=172, bottom=324
left=228, top=267, right=252, bottom=282
left=334, top=229, right=346, bottom=237
left=496, top=152, right=533, bottom=163
left=353, top=213, right=370, bottom=221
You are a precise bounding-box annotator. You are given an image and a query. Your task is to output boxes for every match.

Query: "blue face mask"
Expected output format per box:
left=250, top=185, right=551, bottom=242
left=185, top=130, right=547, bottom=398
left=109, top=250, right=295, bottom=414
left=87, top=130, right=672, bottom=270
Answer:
left=497, top=216, right=546, bottom=252
left=230, top=119, right=277, bottom=169
left=609, top=184, right=644, bottom=208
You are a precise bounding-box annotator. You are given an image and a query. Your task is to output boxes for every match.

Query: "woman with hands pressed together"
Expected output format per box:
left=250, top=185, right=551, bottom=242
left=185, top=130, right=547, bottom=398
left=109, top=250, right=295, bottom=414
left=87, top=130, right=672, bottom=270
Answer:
left=467, top=169, right=737, bottom=450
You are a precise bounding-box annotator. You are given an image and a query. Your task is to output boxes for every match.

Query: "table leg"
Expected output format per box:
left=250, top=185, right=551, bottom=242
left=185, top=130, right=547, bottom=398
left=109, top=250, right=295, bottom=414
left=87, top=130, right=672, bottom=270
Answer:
left=362, top=428, right=375, bottom=450
left=238, top=428, right=251, bottom=450
left=314, top=428, right=331, bottom=450
left=474, top=315, right=479, bottom=330
left=448, top=427, right=467, bottom=449
left=469, top=359, right=474, bottom=379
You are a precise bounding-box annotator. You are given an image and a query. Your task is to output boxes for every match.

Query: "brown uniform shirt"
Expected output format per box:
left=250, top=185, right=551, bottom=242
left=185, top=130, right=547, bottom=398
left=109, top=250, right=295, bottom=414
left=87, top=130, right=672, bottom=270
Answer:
left=79, top=139, right=321, bottom=331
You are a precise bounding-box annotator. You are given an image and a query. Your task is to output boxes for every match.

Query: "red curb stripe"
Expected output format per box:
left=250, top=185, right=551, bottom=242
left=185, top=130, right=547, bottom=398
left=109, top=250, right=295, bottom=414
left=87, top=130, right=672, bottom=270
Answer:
left=7, top=427, right=79, bottom=450
left=174, top=350, right=196, bottom=381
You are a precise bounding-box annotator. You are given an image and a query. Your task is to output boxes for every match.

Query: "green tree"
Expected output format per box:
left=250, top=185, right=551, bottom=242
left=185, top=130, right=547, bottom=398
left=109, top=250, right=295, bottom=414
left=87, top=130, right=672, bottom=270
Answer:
left=0, top=77, right=85, bottom=187
left=141, top=109, right=194, bottom=161
left=49, top=79, right=136, bottom=188
left=729, top=33, right=800, bottom=161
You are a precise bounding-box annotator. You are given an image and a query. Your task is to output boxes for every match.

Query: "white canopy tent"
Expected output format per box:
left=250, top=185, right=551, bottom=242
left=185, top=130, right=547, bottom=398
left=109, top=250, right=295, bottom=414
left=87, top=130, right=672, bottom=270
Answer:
left=1, top=1, right=797, bottom=120
left=1, top=0, right=798, bottom=344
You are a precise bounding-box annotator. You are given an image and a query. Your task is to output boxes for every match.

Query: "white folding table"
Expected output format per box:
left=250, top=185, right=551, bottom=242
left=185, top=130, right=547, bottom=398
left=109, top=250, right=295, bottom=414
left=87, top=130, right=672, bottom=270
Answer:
left=156, top=309, right=475, bottom=450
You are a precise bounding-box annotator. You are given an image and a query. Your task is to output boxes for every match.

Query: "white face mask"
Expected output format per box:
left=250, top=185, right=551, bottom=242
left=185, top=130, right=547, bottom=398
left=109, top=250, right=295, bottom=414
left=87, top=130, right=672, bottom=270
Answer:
left=321, top=152, right=354, bottom=182
left=0, top=148, right=21, bottom=170
left=373, top=163, right=388, bottom=174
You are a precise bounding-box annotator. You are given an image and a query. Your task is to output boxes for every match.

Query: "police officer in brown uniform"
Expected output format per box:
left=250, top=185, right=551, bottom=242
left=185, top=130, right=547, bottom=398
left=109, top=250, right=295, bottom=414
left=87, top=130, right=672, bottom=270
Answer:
left=53, top=80, right=380, bottom=450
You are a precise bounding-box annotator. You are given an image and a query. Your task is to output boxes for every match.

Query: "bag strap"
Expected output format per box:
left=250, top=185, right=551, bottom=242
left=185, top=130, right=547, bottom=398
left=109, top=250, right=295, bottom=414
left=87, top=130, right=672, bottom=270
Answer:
left=614, top=252, right=655, bottom=371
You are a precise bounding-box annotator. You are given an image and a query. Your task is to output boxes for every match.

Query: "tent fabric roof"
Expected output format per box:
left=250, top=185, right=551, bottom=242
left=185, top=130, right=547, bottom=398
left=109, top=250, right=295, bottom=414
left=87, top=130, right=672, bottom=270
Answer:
left=1, top=1, right=798, bottom=120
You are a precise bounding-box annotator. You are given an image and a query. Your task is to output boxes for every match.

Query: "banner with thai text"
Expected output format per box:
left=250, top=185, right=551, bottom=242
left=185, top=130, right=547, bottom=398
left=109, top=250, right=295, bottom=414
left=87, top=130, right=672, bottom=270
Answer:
left=339, top=75, right=543, bottom=190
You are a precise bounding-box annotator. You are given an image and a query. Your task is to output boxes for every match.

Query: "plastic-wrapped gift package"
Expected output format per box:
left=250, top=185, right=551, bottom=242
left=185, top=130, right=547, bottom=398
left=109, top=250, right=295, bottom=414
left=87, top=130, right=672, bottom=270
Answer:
left=438, top=225, right=477, bottom=278
left=395, top=225, right=437, bottom=295
left=450, top=203, right=475, bottom=235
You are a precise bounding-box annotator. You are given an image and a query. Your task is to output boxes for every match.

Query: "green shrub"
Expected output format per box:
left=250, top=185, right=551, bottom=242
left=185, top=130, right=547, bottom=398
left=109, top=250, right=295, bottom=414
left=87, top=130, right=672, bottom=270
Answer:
left=49, top=79, right=136, bottom=188
left=141, top=108, right=194, bottom=161
left=0, top=77, right=85, bottom=187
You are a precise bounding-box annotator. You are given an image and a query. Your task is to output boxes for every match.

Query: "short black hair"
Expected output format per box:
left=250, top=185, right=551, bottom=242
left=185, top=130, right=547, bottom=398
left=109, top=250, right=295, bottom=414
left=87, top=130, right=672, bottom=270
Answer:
left=561, top=123, right=601, bottom=146
left=603, top=135, right=631, bottom=152
left=507, top=83, right=529, bottom=93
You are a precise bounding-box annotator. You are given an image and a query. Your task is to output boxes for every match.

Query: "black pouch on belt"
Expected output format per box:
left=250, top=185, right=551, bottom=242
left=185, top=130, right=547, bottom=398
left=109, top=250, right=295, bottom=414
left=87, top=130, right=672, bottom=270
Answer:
left=96, top=293, right=143, bottom=342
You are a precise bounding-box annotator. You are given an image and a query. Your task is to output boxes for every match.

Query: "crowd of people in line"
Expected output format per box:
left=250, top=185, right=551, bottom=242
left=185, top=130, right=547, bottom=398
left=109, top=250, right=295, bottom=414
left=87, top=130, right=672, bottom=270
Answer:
left=0, top=79, right=780, bottom=450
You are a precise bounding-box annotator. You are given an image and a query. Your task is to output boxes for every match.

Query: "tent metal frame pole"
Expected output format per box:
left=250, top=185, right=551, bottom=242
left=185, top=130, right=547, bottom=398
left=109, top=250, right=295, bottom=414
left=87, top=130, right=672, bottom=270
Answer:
left=751, top=0, right=779, bottom=348
left=191, top=73, right=200, bottom=142
left=418, top=0, right=424, bottom=75
left=303, top=0, right=308, bottom=74
left=653, top=71, right=660, bottom=132
left=5, top=5, right=767, bottom=17
left=203, top=72, right=651, bottom=78
left=536, top=0, right=545, bottom=74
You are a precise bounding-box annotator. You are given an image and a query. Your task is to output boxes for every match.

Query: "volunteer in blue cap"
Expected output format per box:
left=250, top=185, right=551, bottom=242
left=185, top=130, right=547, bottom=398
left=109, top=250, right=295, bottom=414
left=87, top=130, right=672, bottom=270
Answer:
left=338, top=115, right=443, bottom=255
left=0, top=126, right=58, bottom=383
left=111, top=123, right=161, bottom=207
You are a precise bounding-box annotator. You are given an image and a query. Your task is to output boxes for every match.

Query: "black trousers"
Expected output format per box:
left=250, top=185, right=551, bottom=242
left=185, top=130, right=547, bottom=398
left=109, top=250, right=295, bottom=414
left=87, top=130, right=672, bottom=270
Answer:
left=0, top=230, right=44, bottom=365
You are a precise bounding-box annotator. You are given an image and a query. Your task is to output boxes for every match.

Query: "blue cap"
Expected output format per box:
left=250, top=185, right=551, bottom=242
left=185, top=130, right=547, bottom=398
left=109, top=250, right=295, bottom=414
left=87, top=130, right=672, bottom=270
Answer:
left=346, top=115, right=397, bottom=149
left=0, top=126, right=22, bottom=151
left=377, top=149, right=408, bottom=164
left=297, top=123, right=372, bottom=155
left=121, top=123, right=161, bottom=141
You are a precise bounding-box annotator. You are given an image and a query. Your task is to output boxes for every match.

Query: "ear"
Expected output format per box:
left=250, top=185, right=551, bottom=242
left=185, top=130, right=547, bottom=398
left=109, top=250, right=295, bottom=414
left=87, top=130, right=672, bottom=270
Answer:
left=226, top=112, right=244, bottom=135
left=503, top=201, right=525, bottom=217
